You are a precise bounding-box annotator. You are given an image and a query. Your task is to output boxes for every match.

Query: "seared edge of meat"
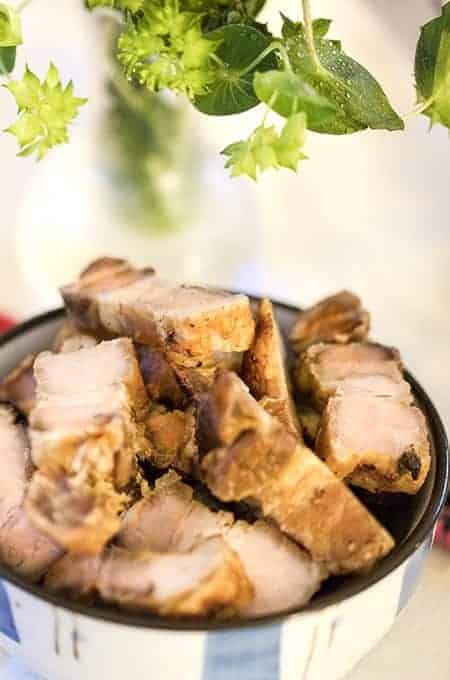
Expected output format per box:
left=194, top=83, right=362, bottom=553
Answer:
left=242, top=299, right=301, bottom=437
left=289, top=291, right=370, bottom=353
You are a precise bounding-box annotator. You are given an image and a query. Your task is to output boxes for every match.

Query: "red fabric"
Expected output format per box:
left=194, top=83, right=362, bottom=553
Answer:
left=0, top=314, right=15, bottom=334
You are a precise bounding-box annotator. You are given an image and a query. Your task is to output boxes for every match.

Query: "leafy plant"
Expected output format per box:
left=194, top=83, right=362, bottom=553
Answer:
left=0, top=0, right=450, bottom=179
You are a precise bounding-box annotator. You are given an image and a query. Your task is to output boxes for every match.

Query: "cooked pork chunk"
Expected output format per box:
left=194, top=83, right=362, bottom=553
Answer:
left=53, top=321, right=100, bottom=354
left=335, top=375, right=412, bottom=403
left=295, top=342, right=403, bottom=409
left=0, top=405, right=62, bottom=581
left=46, top=538, right=253, bottom=617
left=26, top=339, right=149, bottom=554
left=136, top=344, right=185, bottom=407
left=0, top=355, right=36, bottom=415
left=144, top=406, right=198, bottom=474
left=61, top=259, right=255, bottom=360
left=316, top=393, right=431, bottom=493
left=242, top=299, right=301, bottom=437
left=118, top=472, right=324, bottom=615
left=200, top=373, right=394, bottom=574
left=289, top=291, right=370, bottom=353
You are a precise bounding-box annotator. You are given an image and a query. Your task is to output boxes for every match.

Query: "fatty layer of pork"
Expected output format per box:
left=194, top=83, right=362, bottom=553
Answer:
left=241, top=299, right=301, bottom=437
left=26, top=339, right=150, bottom=554
left=289, top=291, right=370, bottom=353
left=46, top=538, right=253, bottom=618
left=117, top=472, right=325, bottom=616
left=0, top=355, right=37, bottom=415
left=0, top=404, right=62, bottom=581
left=294, top=342, right=404, bottom=410
left=199, top=372, right=394, bottom=575
left=316, top=384, right=430, bottom=493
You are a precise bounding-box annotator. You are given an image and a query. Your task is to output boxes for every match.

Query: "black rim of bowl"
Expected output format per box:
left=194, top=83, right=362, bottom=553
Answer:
left=0, top=305, right=447, bottom=632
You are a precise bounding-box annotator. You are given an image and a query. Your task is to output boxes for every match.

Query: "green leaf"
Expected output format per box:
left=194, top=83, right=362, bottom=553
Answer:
left=85, top=0, right=143, bottom=12
left=194, top=24, right=277, bottom=115
left=0, top=4, right=22, bottom=47
left=284, top=18, right=404, bottom=134
left=0, top=45, right=15, bottom=74
left=415, top=2, right=450, bottom=128
left=281, top=15, right=331, bottom=40
left=254, top=69, right=336, bottom=127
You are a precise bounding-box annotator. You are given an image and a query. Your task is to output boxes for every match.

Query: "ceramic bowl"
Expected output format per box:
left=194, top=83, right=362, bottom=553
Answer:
left=0, top=303, right=447, bottom=680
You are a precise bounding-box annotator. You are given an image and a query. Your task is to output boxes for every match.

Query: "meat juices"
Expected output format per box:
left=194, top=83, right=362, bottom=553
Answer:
left=0, top=405, right=62, bottom=581
left=26, top=339, right=150, bottom=554
left=199, top=373, right=394, bottom=575
left=289, top=290, right=370, bottom=353
left=117, top=472, right=325, bottom=616
left=242, top=299, right=301, bottom=437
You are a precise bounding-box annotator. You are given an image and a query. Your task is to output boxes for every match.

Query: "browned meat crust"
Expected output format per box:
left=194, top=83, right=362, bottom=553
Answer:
left=200, top=373, right=394, bottom=574
left=289, top=291, right=370, bottom=353
left=144, top=406, right=198, bottom=474
left=242, top=299, right=301, bottom=436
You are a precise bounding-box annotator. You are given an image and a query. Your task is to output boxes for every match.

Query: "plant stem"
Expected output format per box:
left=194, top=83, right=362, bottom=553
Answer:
left=403, top=96, right=435, bottom=119
left=17, top=0, right=33, bottom=12
left=301, top=0, right=321, bottom=70
left=239, top=41, right=291, bottom=77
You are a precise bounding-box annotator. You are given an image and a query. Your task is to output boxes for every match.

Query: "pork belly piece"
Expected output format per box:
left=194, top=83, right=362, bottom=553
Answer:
left=118, top=472, right=324, bottom=615
left=61, top=258, right=255, bottom=360
left=0, top=405, right=62, bottom=581
left=316, top=393, right=431, bottom=493
left=200, top=373, right=394, bottom=574
left=289, top=291, right=370, bottom=353
left=53, top=320, right=100, bottom=354
left=26, top=339, right=149, bottom=554
left=295, top=342, right=404, bottom=409
left=46, top=538, right=253, bottom=617
left=196, top=370, right=273, bottom=455
left=242, top=299, right=301, bottom=437
left=144, top=406, right=198, bottom=474
left=0, top=354, right=37, bottom=415
left=136, top=344, right=185, bottom=407
left=335, top=375, right=412, bottom=404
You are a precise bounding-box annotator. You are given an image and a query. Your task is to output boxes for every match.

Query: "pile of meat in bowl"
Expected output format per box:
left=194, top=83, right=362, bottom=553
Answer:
left=0, top=258, right=431, bottom=619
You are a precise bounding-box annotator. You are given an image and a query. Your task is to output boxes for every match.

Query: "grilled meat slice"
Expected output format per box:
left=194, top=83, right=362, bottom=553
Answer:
left=118, top=472, right=324, bottom=615
left=0, top=355, right=37, bottom=416
left=46, top=538, right=253, bottom=617
left=26, top=339, right=149, bottom=554
left=144, top=406, right=198, bottom=474
left=53, top=321, right=100, bottom=354
left=295, top=342, right=403, bottom=409
left=61, top=258, right=255, bottom=360
left=242, top=299, right=301, bottom=437
left=200, top=373, right=394, bottom=574
left=0, top=405, right=62, bottom=581
left=316, top=392, right=431, bottom=493
left=289, top=291, right=370, bottom=353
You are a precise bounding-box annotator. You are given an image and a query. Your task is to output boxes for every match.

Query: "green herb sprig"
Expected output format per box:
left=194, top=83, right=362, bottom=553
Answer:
left=1, top=0, right=450, bottom=179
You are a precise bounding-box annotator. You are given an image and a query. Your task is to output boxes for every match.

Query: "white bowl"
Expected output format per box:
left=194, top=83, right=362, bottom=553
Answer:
left=0, top=304, right=447, bottom=680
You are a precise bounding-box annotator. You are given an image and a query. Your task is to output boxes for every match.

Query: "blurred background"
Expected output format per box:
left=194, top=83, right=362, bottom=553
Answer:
left=1, top=1, right=449, bottom=435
